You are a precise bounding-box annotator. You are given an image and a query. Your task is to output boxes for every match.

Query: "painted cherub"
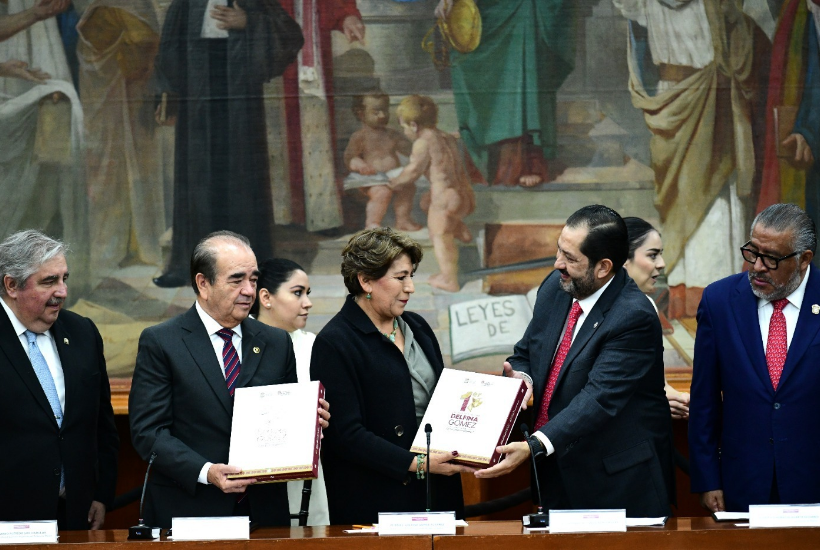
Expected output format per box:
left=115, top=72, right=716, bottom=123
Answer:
left=343, top=90, right=422, bottom=231
left=391, top=94, right=475, bottom=292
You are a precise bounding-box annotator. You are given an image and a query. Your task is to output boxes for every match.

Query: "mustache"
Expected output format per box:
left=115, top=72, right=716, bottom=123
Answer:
left=47, top=297, right=64, bottom=307
left=748, top=270, right=772, bottom=284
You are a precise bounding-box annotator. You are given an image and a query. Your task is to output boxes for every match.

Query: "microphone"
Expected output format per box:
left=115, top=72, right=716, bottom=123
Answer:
left=520, top=424, right=548, bottom=528
left=425, top=423, right=432, bottom=513
left=129, top=452, right=158, bottom=540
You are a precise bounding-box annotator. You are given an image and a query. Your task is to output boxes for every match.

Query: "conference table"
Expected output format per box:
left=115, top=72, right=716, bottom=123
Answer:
left=5, top=518, right=820, bottom=549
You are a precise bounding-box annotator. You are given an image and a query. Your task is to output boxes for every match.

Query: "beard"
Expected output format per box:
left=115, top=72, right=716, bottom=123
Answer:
left=748, top=265, right=802, bottom=301
left=559, top=266, right=597, bottom=299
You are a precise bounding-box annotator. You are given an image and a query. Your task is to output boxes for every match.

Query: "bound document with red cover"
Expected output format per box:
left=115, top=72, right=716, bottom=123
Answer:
left=410, top=369, right=526, bottom=466
left=228, top=381, right=324, bottom=483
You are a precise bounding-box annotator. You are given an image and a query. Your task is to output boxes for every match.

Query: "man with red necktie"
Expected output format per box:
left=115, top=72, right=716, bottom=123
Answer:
left=690, top=203, right=820, bottom=512
left=130, top=231, right=329, bottom=527
left=476, top=205, right=674, bottom=518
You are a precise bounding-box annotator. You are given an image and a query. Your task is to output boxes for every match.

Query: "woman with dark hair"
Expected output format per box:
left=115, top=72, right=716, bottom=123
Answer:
left=623, top=217, right=689, bottom=420
left=252, top=258, right=328, bottom=526
left=310, top=227, right=470, bottom=525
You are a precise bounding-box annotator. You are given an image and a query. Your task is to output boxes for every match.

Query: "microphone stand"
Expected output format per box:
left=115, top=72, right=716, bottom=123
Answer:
left=129, top=452, right=158, bottom=539
left=425, top=423, right=432, bottom=513
left=521, top=424, right=548, bottom=528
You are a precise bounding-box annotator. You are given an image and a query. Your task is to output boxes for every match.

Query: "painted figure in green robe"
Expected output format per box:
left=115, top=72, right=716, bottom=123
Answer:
left=437, top=0, right=578, bottom=187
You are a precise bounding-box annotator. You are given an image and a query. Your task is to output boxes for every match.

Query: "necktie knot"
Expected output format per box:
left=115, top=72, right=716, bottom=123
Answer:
left=772, top=298, right=789, bottom=312
left=569, top=301, right=583, bottom=321
left=25, top=330, right=40, bottom=345
left=216, top=328, right=234, bottom=342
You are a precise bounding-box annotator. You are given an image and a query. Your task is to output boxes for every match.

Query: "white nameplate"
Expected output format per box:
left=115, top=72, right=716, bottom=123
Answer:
left=0, top=521, right=57, bottom=544
left=378, top=512, right=456, bottom=535
left=171, top=516, right=249, bottom=540
left=749, top=504, right=820, bottom=528
left=712, top=511, right=750, bottom=522
left=549, top=509, right=627, bottom=533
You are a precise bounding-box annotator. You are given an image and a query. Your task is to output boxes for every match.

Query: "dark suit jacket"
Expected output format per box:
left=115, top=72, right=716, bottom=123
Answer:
left=509, top=269, right=674, bottom=516
left=0, top=306, right=118, bottom=529
left=690, top=268, right=820, bottom=511
left=310, top=297, right=464, bottom=525
left=129, top=306, right=297, bottom=528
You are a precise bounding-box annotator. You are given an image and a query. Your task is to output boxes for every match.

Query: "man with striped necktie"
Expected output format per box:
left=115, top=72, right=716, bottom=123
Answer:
left=130, top=230, right=329, bottom=528
left=0, top=229, right=118, bottom=529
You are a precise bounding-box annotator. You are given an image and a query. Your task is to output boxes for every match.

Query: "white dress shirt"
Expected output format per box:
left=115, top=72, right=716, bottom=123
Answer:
left=195, top=301, right=244, bottom=484
left=200, top=0, right=230, bottom=38
left=531, top=277, right=615, bottom=455
left=757, top=264, right=810, bottom=353
left=0, top=296, right=65, bottom=411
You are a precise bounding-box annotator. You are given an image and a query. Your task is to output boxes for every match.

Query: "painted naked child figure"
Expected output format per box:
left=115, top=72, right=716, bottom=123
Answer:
left=391, top=95, right=475, bottom=292
left=343, top=90, right=422, bottom=230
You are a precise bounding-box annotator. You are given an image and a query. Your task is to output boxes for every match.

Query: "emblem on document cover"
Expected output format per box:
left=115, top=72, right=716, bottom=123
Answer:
left=813, top=304, right=820, bottom=315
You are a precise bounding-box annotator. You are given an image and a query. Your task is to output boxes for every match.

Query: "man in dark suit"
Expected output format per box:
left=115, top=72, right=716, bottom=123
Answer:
left=0, top=229, right=118, bottom=529
left=690, top=203, right=820, bottom=512
left=130, top=230, right=328, bottom=528
left=476, top=205, right=674, bottom=517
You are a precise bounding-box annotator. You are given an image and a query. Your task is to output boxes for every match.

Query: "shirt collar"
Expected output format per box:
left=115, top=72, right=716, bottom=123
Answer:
left=195, top=300, right=243, bottom=338
left=756, top=264, right=811, bottom=311
left=575, top=275, right=615, bottom=315
left=0, top=295, right=53, bottom=340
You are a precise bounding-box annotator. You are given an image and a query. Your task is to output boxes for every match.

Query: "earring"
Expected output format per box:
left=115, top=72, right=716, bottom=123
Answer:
left=366, top=293, right=371, bottom=300
left=264, top=303, right=272, bottom=309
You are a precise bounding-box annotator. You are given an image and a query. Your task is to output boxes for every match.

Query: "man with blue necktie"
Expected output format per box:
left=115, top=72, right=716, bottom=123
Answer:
left=0, top=229, right=118, bottom=529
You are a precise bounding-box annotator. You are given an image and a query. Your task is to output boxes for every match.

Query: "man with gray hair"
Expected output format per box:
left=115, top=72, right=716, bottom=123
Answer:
left=690, top=203, right=819, bottom=512
left=0, top=229, right=118, bottom=529
left=129, top=230, right=329, bottom=527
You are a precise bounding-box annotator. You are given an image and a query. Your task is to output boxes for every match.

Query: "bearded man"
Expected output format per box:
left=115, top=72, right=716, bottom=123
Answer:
left=476, top=204, right=674, bottom=517
left=690, top=203, right=820, bottom=512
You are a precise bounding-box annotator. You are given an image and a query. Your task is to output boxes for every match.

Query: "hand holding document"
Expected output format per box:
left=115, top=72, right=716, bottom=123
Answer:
left=410, top=369, right=527, bottom=467
left=228, top=381, right=325, bottom=483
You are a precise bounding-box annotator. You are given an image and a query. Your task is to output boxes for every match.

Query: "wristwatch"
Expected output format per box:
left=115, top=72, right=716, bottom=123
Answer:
left=527, top=434, right=547, bottom=462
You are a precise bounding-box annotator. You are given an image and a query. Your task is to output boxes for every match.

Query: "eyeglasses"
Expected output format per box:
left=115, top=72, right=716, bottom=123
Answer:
left=740, top=241, right=799, bottom=270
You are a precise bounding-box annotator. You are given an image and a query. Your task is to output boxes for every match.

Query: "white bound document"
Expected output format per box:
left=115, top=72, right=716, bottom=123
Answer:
left=228, top=381, right=324, bottom=482
left=410, top=369, right=527, bottom=466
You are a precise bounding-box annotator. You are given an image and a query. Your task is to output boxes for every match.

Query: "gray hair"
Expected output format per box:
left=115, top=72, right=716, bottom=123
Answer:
left=190, top=231, right=252, bottom=294
left=0, top=230, right=67, bottom=296
left=751, top=203, right=817, bottom=255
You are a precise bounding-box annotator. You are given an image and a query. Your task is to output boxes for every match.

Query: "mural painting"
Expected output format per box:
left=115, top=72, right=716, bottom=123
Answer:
left=0, top=0, right=807, bottom=381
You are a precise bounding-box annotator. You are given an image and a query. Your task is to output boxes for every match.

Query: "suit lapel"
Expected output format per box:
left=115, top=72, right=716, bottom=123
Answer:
left=0, top=305, right=58, bottom=426
left=555, top=271, right=622, bottom=390
left=237, top=320, right=264, bottom=387
left=731, top=275, right=772, bottom=394
left=50, top=318, right=76, bottom=427
left=537, top=277, right=572, bottom=386
left=778, top=268, right=820, bottom=390
left=180, top=308, right=233, bottom=416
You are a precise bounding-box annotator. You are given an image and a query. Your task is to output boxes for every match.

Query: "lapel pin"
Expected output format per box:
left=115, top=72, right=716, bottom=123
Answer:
left=813, top=304, right=820, bottom=315
left=253, top=347, right=260, bottom=354
left=63, top=338, right=69, bottom=345
left=593, top=322, right=599, bottom=329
